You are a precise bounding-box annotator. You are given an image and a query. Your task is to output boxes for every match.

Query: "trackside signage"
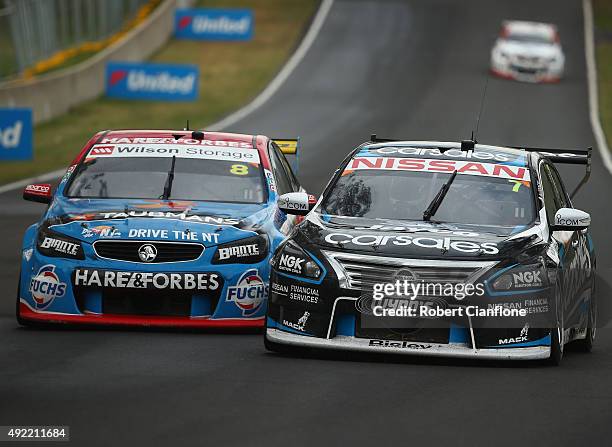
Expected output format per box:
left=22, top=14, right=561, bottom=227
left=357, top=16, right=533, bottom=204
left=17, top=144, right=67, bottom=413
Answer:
left=105, top=62, right=199, bottom=101
left=174, top=8, right=253, bottom=41
left=0, top=108, right=32, bottom=161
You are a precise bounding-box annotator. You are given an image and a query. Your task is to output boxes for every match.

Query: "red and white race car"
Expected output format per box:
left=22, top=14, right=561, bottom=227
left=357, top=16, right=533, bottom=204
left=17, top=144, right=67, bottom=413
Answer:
left=490, top=20, right=565, bottom=83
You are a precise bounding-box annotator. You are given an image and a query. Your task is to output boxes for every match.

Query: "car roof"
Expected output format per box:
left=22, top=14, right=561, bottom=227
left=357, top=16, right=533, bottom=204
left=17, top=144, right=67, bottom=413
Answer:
left=357, top=140, right=529, bottom=166
left=74, top=129, right=272, bottom=168
left=98, top=129, right=260, bottom=147
left=502, top=20, right=557, bottom=39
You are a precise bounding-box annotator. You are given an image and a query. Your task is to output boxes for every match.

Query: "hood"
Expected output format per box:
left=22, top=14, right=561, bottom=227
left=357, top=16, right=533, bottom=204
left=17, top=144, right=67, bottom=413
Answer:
left=297, top=214, right=543, bottom=260
left=495, top=40, right=560, bottom=59
left=45, top=198, right=269, bottom=247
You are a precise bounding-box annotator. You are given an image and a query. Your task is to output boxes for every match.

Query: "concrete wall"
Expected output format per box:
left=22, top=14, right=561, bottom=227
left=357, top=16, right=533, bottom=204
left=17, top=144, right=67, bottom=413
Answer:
left=0, top=0, right=181, bottom=124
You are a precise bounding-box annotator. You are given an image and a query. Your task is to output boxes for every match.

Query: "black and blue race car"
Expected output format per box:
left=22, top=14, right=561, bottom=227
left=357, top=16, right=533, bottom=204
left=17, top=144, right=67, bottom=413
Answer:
left=18, top=129, right=311, bottom=328
left=265, top=137, right=596, bottom=364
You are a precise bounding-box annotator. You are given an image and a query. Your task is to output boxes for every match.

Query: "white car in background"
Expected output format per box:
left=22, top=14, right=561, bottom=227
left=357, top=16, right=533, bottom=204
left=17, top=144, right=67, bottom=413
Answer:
left=490, top=20, right=565, bottom=83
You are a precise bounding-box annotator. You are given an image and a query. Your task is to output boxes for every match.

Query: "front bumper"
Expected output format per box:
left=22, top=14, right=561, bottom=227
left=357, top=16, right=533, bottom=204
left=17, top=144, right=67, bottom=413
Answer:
left=266, top=328, right=551, bottom=360
left=19, top=300, right=263, bottom=328
left=19, top=248, right=271, bottom=328
left=490, top=57, right=563, bottom=83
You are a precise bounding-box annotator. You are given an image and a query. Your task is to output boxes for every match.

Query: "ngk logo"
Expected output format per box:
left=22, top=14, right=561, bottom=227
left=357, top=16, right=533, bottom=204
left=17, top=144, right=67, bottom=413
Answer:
left=278, top=254, right=304, bottom=274
left=512, top=271, right=542, bottom=288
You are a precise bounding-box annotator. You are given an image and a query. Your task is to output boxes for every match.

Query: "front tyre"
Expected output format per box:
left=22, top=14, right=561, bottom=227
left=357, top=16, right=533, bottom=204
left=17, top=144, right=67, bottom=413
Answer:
left=547, top=292, right=564, bottom=366
left=264, top=332, right=293, bottom=355
left=15, top=270, right=30, bottom=327
left=573, top=293, right=597, bottom=353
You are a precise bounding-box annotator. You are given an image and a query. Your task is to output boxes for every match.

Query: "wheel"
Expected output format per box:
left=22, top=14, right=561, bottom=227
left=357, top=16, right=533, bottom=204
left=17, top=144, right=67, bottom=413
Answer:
left=263, top=331, right=293, bottom=355
left=573, top=293, right=597, bottom=353
left=15, top=270, right=31, bottom=327
left=548, top=326, right=564, bottom=366
left=547, top=292, right=564, bottom=366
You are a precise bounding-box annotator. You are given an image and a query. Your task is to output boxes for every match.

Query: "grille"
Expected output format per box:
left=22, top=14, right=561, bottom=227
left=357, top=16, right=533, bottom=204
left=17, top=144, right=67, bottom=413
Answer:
left=322, top=251, right=495, bottom=291
left=102, top=288, right=192, bottom=317
left=93, top=241, right=204, bottom=263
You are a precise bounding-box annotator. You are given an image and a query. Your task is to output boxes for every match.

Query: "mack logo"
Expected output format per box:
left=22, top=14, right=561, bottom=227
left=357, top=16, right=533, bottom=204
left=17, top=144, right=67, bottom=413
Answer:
left=512, top=271, right=542, bottom=288
left=498, top=336, right=528, bottom=345
left=283, top=311, right=310, bottom=332
left=278, top=254, right=304, bottom=274
left=368, top=339, right=432, bottom=349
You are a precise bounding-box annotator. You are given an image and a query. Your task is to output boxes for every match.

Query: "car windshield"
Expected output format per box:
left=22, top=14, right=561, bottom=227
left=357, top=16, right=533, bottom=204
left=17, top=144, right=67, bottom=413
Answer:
left=321, top=168, right=535, bottom=226
left=66, top=157, right=266, bottom=203
left=505, top=33, right=553, bottom=45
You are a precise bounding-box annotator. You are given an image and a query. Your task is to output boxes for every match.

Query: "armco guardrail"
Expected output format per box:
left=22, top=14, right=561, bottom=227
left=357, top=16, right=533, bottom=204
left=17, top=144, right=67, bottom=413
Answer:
left=0, top=0, right=182, bottom=124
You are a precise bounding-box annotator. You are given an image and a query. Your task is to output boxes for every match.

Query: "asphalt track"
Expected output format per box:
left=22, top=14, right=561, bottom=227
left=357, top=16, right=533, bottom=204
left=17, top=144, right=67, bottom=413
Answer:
left=2, top=1, right=612, bottom=446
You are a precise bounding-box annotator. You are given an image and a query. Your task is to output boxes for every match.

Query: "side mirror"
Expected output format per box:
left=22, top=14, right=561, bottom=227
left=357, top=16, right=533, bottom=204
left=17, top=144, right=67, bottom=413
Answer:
left=278, top=192, right=316, bottom=216
left=23, top=183, right=52, bottom=204
left=552, top=207, right=590, bottom=231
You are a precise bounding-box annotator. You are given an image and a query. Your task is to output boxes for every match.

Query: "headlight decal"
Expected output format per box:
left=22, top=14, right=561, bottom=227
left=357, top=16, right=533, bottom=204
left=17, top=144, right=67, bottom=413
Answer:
left=212, top=235, right=268, bottom=264
left=485, top=262, right=548, bottom=296
left=273, top=243, right=327, bottom=285
left=37, top=228, right=85, bottom=260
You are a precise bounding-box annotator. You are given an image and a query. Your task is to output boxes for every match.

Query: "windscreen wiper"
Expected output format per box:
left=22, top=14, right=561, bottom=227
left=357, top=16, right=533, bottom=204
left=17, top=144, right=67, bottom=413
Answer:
left=161, top=156, right=177, bottom=200
left=422, top=170, right=458, bottom=221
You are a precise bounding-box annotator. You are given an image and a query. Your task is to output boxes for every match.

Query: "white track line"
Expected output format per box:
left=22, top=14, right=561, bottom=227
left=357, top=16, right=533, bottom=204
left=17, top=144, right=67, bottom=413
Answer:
left=584, top=0, right=612, bottom=174
left=0, top=168, right=65, bottom=195
left=0, top=0, right=335, bottom=194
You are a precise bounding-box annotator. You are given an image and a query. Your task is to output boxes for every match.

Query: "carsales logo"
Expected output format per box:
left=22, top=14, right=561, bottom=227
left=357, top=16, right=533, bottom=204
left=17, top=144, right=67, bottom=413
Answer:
left=226, top=269, right=267, bottom=316
left=29, top=265, right=67, bottom=309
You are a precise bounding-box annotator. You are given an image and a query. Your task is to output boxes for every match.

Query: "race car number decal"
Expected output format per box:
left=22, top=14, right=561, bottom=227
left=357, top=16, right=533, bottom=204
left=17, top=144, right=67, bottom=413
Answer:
left=230, top=164, right=249, bottom=175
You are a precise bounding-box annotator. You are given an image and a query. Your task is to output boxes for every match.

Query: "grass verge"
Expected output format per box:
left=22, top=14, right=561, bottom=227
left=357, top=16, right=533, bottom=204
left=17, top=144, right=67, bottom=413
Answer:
left=0, top=0, right=319, bottom=185
left=594, top=0, right=612, bottom=151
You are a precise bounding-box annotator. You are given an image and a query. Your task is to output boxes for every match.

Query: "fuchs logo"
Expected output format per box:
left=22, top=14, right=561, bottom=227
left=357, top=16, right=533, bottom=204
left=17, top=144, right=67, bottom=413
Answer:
left=278, top=254, right=304, bottom=274
left=512, top=271, right=542, bottom=288
left=283, top=311, right=310, bottom=332
left=226, top=269, right=268, bottom=316
left=29, top=265, right=67, bottom=309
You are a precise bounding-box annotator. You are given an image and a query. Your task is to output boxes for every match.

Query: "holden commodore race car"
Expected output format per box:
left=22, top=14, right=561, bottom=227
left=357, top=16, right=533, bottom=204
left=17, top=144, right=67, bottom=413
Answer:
left=265, top=136, right=595, bottom=364
left=18, top=129, right=312, bottom=328
left=490, top=20, right=565, bottom=83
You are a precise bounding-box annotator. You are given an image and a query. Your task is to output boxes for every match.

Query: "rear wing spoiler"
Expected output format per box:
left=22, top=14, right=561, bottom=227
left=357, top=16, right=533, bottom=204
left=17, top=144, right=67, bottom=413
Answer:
left=272, top=138, right=301, bottom=173
left=510, top=145, right=592, bottom=199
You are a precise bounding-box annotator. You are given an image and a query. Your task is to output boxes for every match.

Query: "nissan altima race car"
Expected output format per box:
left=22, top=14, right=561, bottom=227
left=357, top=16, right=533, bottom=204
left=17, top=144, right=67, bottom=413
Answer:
left=490, top=20, right=565, bottom=83
left=265, top=137, right=595, bottom=364
left=18, top=129, right=310, bottom=328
